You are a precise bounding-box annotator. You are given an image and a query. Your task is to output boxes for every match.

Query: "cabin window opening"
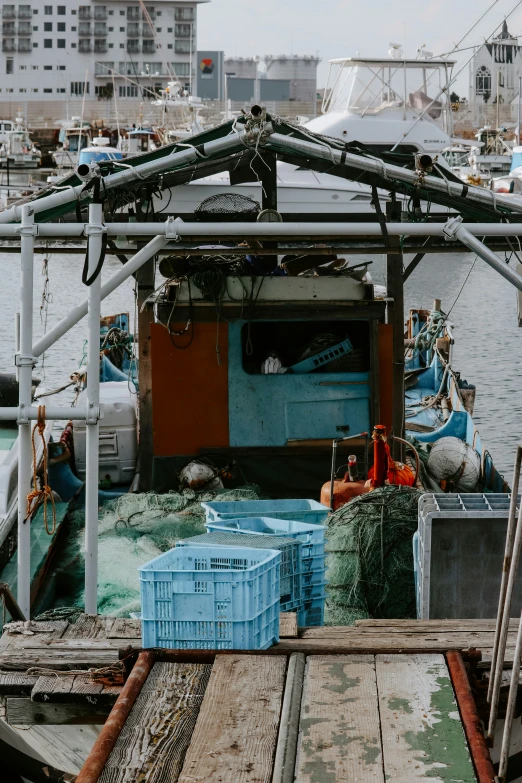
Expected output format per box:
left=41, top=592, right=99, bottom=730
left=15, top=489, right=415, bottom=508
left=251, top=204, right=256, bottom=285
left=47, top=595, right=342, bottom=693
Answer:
left=241, top=320, right=370, bottom=375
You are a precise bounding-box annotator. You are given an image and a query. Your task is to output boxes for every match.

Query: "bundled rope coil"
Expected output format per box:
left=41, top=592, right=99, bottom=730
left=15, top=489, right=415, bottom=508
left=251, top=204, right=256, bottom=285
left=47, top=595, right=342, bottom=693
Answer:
left=26, top=405, right=56, bottom=536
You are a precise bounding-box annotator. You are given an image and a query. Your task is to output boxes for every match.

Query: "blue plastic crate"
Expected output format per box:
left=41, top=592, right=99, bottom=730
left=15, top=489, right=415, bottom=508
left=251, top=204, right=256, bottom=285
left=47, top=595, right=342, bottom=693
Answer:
left=301, top=568, right=328, bottom=588
left=201, top=499, right=329, bottom=527
left=289, top=338, right=353, bottom=374
left=178, top=531, right=302, bottom=613
left=204, top=515, right=326, bottom=547
left=139, top=545, right=281, bottom=650
left=298, top=595, right=326, bottom=627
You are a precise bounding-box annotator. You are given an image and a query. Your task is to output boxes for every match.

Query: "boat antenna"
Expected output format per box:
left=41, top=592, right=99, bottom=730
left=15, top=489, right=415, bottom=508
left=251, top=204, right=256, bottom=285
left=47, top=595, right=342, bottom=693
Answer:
left=390, top=0, right=522, bottom=150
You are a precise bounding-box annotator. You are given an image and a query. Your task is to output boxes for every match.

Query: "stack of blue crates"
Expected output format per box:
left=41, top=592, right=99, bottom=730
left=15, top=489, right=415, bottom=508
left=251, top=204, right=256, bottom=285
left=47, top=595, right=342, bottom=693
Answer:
left=201, top=499, right=328, bottom=627
left=178, top=530, right=303, bottom=612
left=139, top=544, right=281, bottom=650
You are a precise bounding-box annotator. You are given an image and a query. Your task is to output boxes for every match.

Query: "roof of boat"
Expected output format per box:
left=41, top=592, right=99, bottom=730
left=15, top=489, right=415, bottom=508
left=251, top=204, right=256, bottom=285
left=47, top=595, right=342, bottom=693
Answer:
left=329, top=57, right=456, bottom=67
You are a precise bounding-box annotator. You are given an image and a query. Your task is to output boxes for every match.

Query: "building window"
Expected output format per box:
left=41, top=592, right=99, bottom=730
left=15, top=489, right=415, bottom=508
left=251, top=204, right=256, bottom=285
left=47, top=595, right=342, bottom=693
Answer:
left=20, top=64, right=27, bottom=70
left=109, top=10, right=114, bottom=15
left=167, top=44, right=172, bottom=49
left=33, top=8, right=38, bottom=13
left=57, top=22, right=65, bottom=31
left=44, top=64, right=52, bottom=70
left=167, top=28, right=172, bottom=32
left=32, top=88, right=38, bottom=92
left=175, top=8, right=195, bottom=21
left=71, top=42, right=76, bottom=47
left=58, top=64, right=65, bottom=69
left=31, top=64, right=38, bottom=69
left=71, top=9, right=76, bottom=14
left=71, top=26, right=76, bottom=31
left=476, top=65, right=492, bottom=96
left=44, top=88, right=52, bottom=92
left=32, top=25, right=38, bottom=31
left=19, top=88, right=26, bottom=92
left=172, top=62, right=190, bottom=76
left=44, top=39, right=52, bottom=47
left=6, top=58, right=13, bottom=74
left=6, top=88, right=13, bottom=92
left=44, top=6, right=52, bottom=15
left=58, top=87, right=65, bottom=92
left=174, top=41, right=194, bottom=54
left=71, top=80, right=89, bottom=95
left=44, top=22, right=52, bottom=31
left=119, top=84, right=138, bottom=97
left=156, top=27, right=161, bottom=32
left=57, top=5, right=65, bottom=14
left=32, top=42, right=37, bottom=47
left=57, top=39, right=65, bottom=48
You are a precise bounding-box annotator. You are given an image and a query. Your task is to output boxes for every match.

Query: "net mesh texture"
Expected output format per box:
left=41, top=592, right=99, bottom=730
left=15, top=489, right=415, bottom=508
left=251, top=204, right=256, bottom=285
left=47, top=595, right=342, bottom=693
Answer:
left=325, top=485, right=422, bottom=626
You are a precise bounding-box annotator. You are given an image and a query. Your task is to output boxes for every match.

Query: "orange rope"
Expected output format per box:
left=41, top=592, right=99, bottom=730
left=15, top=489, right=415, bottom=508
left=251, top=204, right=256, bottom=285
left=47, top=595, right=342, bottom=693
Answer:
left=26, top=405, right=56, bottom=535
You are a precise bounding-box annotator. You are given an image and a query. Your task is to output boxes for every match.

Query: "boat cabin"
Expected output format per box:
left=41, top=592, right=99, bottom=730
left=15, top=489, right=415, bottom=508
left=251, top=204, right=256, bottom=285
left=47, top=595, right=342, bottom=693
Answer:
left=150, top=273, right=389, bottom=494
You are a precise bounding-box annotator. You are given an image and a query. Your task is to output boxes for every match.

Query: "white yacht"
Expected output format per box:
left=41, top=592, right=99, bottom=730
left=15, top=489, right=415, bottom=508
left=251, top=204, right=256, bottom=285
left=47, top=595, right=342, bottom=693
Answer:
left=0, top=116, right=41, bottom=169
left=156, top=53, right=461, bottom=214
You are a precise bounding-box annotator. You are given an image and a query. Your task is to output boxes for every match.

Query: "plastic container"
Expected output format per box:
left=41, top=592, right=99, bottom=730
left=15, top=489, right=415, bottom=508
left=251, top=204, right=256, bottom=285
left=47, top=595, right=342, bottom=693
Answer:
left=204, top=515, right=326, bottom=547
left=201, top=499, right=329, bottom=527
left=298, top=595, right=326, bottom=627
left=140, top=545, right=281, bottom=650
left=178, top=531, right=302, bottom=612
left=289, top=338, right=353, bottom=374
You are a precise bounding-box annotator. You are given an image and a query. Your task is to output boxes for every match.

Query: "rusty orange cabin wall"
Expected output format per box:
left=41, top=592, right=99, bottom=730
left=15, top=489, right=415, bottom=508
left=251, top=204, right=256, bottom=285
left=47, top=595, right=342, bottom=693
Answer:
left=150, top=322, right=229, bottom=456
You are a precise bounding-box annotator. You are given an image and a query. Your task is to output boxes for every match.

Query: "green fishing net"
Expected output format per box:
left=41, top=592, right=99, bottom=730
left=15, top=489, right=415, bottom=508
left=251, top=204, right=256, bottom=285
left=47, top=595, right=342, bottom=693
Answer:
left=53, top=486, right=260, bottom=617
left=325, top=485, right=422, bottom=626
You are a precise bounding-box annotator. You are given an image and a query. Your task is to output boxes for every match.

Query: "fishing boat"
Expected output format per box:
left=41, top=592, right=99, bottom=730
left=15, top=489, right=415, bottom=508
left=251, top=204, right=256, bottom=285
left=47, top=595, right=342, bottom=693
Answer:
left=0, top=116, right=41, bottom=169
left=52, top=118, right=92, bottom=169
left=77, top=134, right=124, bottom=167
left=118, top=127, right=159, bottom=156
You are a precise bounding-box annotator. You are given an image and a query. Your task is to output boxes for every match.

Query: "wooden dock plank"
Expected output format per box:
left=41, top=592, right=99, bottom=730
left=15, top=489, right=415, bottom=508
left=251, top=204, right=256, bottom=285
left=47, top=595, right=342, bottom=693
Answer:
left=280, top=612, right=298, bottom=638
left=6, top=697, right=110, bottom=725
left=178, top=655, right=286, bottom=783
left=376, top=653, right=476, bottom=782
left=0, top=672, right=39, bottom=694
left=31, top=675, right=74, bottom=701
left=276, top=633, right=519, bottom=651
left=99, top=662, right=211, bottom=783
left=295, top=655, right=384, bottom=782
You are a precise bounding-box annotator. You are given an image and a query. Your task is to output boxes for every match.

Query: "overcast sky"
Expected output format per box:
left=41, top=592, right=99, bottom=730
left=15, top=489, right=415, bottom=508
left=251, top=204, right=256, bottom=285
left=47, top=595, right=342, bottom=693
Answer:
left=197, top=0, right=522, bottom=94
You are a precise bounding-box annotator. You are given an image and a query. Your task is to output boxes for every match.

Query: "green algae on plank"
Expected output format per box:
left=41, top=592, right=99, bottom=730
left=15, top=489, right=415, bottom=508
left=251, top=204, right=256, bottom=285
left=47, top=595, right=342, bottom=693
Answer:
left=388, top=697, right=413, bottom=714
left=402, top=675, right=475, bottom=781
left=323, top=661, right=361, bottom=694
left=302, top=731, right=381, bottom=766
left=300, top=756, right=337, bottom=783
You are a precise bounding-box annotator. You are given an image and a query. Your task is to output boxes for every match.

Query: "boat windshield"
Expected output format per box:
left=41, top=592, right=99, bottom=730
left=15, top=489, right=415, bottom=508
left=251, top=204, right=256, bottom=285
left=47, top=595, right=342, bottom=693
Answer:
left=323, top=59, right=453, bottom=125
left=68, top=133, right=89, bottom=153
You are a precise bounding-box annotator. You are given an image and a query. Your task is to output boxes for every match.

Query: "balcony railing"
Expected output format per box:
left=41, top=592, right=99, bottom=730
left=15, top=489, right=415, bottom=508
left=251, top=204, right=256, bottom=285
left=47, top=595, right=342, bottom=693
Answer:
left=127, top=40, right=140, bottom=54
left=93, top=8, right=107, bottom=21
left=2, top=23, right=15, bottom=35
left=175, top=8, right=195, bottom=21
left=94, top=40, right=108, bottom=53
left=127, top=22, right=139, bottom=36
left=175, top=24, right=193, bottom=38
left=79, top=7, right=91, bottom=20
left=79, top=22, right=92, bottom=36
left=142, top=41, right=156, bottom=54
left=127, top=9, right=140, bottom=21
left=18, top=6, right=32, bottom=19
left=2, top=8, right=16, bottom=20
left=142, top=26, right=154, bottom=38
left=18, top=39, right=31, bottom=52
left=17, top=22, right=32, bottom=36
left=174, top=41, right=195, bottom=55
left=2, top=39, right=16, bottom=52
left=94, top=24, right=107, bottom=36
left=142, top=9, right=156, bottom=21
left=79, top=40, right=91, bottom=53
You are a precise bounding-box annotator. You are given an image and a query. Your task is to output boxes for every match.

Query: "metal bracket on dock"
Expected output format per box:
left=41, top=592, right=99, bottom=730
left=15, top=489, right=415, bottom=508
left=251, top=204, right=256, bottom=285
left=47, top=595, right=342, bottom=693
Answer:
left=83, top=223, right=107, bottom=238
left=443, top=216, right=463, bottom=242
left=15, top=353, right=37, bottom=369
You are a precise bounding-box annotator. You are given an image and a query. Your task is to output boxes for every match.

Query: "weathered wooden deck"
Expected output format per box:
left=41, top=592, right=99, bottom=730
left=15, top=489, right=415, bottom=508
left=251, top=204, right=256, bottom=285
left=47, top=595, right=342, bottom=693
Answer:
left=0, top=614, right=510, bottom=781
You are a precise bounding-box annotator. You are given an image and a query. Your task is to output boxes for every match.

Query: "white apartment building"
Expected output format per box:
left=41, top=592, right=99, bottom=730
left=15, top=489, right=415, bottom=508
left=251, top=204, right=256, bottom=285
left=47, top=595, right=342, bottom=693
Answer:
left=0, top=0, right=208, bottom=123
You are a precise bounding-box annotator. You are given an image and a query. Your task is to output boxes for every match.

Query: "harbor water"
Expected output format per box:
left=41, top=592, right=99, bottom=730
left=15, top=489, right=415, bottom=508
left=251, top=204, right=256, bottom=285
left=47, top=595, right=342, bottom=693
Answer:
left=0, top=248, right=519, bottom=480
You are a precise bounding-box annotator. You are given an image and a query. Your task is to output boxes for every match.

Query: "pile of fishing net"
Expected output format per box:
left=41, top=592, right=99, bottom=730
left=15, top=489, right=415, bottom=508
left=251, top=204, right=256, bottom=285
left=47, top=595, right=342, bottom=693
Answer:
left=53, top=486, right=259, bottom=617
left=325, top=485, right=422, bottom=626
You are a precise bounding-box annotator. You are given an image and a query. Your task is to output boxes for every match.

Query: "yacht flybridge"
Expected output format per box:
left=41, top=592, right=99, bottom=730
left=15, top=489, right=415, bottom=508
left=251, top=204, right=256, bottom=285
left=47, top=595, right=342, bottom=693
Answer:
left=157, top=54, right=461, bottom=214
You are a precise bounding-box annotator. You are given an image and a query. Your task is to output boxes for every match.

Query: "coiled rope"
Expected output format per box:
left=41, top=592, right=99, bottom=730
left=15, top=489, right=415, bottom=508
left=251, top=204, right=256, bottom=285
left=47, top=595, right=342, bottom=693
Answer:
left=26, top=405, right=56, bottom=535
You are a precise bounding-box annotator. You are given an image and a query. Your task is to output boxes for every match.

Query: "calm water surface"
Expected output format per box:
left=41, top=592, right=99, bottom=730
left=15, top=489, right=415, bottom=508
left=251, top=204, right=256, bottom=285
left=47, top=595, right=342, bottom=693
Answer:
left=0, top=248, right=519, bottom=481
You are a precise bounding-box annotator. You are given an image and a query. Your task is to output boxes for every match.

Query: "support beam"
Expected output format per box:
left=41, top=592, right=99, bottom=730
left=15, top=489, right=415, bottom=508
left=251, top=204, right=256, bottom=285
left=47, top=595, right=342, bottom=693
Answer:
left=261, top=152, right=278, bottom=211
left=386, top=201, right=405, bottom=459
left=17, top=204, right=35, bottom=619
left=84, top=202, right=102, bottom=616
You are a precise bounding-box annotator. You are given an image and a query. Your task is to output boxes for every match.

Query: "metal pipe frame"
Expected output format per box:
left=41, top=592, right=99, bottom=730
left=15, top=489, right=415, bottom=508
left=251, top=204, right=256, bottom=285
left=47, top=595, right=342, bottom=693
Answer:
left=498, top=609, right=522, bottom=781
left=0, top=406, right=94, bottom=422
left=16, top=204, right=35, bottom=618
left=3, top=221, right=522, bottom=238
left=487, top=446, right=522, bottom=745
left=488, top=444, right=522, bottom=706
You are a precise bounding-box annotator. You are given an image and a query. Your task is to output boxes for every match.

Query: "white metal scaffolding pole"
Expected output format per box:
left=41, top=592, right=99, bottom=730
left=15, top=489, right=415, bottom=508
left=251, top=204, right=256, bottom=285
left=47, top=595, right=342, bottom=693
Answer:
left=17, top=205, right=36, bottom=619
left=84, top=202, right=103, bottom=615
